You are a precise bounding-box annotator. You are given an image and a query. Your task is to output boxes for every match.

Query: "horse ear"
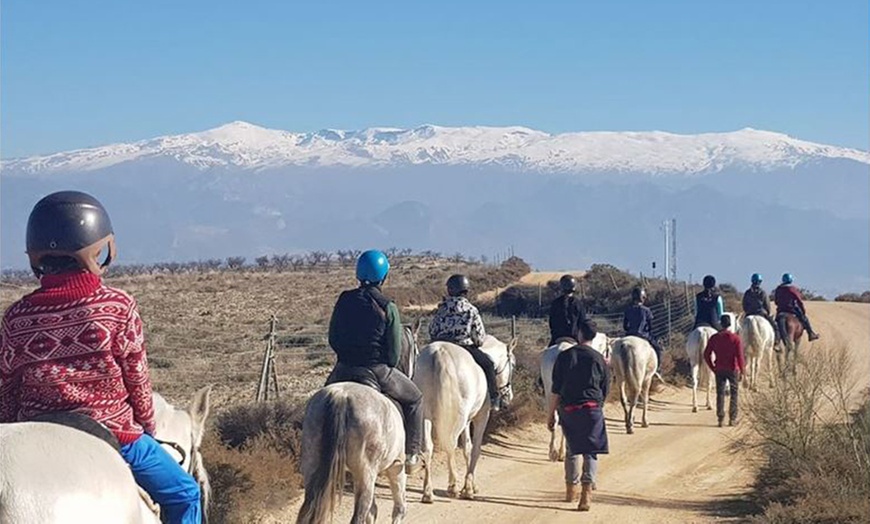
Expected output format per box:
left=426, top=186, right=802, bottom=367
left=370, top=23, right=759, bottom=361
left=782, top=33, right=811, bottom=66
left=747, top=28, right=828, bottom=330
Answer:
left=188, top=385, right=212, bottom=446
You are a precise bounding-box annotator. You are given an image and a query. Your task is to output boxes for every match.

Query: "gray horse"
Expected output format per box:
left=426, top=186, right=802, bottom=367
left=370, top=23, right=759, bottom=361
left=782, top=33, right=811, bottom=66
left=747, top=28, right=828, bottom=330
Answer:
left=296, top=323, right=419, bottom=524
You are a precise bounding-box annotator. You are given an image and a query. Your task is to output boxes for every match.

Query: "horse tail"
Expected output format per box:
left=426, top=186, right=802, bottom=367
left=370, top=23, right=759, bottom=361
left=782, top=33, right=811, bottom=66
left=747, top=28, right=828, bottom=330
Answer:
left=296, top=392, right=348, bottom=524
left=430, top=348, right=461, bottom=450
left=618, top=339, right=639, bottom=395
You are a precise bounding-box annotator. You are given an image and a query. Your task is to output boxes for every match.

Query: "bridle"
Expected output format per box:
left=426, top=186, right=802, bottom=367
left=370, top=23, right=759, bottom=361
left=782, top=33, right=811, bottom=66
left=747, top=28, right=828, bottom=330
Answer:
left=494, top=346, right=515, bottom=398
left=156, top=437, right=191, bottom=473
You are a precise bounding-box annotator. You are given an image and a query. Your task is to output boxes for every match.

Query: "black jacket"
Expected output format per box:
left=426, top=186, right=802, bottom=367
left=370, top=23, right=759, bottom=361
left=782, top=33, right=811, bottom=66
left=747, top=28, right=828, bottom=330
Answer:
left=548, top=293, right=587, bottom=345
left=328, top=286, right=392, bottom=367
left=551, top=344, right=611, bottom=405
left=623, top=304, right=654, bottom=340
left=694, top=289, right=723, bottom=329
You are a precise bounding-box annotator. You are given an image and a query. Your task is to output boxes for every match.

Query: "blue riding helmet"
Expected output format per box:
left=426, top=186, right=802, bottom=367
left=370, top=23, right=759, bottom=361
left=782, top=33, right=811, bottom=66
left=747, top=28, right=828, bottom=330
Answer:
left=751, top=273, right=763, bottom=285
left=356, top=250, right=390, bottom=284
left=781, top=273, right=794, bottom=285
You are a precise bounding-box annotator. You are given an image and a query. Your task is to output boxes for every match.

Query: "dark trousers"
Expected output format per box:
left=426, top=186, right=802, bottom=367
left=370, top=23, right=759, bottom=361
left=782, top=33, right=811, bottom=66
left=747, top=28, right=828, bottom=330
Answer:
left=463, top=345, right=499, bottom=400
left=715, top=370, right=739, bottom=423
left=327, top=362, right=423, bottom=455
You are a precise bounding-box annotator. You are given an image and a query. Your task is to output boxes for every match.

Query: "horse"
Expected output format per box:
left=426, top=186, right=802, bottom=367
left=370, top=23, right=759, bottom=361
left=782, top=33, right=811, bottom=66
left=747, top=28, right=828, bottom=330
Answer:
left=539, top=332, right=611, bottom=461
left=686, top=312, right=737, bottom=413
left=610, top=336, right=657, bottom=434
left=0, top=387, right=212, bottom=524
left=740, top=315, right=776, bottom=390
left=414, top=335, right=516, bottom=502
left=776, top=312, right=804, bottom=373
left=295, top=324, right=419, bottom=524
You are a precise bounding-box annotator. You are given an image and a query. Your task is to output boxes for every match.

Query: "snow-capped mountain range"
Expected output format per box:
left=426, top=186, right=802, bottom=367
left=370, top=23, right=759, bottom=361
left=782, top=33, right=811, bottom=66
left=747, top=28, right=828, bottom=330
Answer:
left=3, top=121, right=868, bottom=175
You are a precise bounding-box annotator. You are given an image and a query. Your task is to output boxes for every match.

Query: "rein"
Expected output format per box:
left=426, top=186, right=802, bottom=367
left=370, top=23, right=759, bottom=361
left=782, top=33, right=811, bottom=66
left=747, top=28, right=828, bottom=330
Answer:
left=156, top=437, right=192, bottom=474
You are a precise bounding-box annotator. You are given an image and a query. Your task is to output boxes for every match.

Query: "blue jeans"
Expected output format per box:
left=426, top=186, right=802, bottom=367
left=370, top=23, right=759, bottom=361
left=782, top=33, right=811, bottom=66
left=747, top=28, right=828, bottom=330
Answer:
left=120, top=434, right=202, bottom=524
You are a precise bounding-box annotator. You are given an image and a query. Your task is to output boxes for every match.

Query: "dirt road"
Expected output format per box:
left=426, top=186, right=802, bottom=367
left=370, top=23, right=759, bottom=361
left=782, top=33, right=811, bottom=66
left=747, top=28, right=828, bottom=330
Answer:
left=280, top=301, right=868, bottom=523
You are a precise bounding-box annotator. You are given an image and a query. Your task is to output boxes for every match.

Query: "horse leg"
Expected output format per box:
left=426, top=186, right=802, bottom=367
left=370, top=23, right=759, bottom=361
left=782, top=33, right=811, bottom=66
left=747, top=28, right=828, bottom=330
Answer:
left=703, top=365, right=713, bottom=410
left=691, top=363, right=699, bottom=413
left=446, top=442, right=459, bottom=498
left=458, top=423, right=474, bottom=499
left=462, top=407, right=490, bottom=499
left=619, top=380, right=632, bottom=434
left=548, top=409, right=560, bottom=462
left=421, top=419, right=435, bottom=504
left=350, top=470, right=377, bottom=524
left=641, top=377, right=652, bottom=428
left=386, top=462, right=407, bottom=524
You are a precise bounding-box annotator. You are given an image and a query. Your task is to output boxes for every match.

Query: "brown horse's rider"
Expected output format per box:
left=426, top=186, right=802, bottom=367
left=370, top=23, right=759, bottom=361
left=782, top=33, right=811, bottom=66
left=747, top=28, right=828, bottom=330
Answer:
left=773, top=273, right=820, bottom=342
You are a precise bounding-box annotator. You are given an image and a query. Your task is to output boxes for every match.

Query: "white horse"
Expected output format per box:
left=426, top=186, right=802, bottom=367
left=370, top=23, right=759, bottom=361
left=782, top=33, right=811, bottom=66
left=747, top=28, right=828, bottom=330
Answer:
left=539, top=333, right=611, bottom=461
left=0, top=387, right=212, bottom=524
left=686, top=312, right=737, bottom=412
left=296, top=325, right=419, bottom=524
left=610, top=336, right=657, bottom=434
left=414, top=335, right=516, bottom=502
left=740, top=315, right=776, bottom=391
left=296, top=383, right=407, bottom=524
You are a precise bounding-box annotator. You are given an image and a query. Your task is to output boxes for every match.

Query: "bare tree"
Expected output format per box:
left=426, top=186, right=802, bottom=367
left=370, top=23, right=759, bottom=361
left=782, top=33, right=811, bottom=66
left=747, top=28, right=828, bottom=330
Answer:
left=227, top=256, right=246, bottom=271
left=255, top=255, right=270, bottom=270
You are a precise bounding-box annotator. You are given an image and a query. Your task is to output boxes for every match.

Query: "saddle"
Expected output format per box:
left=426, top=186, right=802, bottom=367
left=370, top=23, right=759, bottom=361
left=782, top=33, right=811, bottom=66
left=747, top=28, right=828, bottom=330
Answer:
left=328, top=364, right=382, bottom=392
left=33, top=413, right=165, bottom=520
left=31, top=412, right=121, bottom=452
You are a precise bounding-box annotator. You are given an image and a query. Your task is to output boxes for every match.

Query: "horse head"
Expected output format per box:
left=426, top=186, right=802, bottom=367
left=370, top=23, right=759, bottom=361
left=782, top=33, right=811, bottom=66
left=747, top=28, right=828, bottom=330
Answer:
left=153, top=386, right=213, bottom=523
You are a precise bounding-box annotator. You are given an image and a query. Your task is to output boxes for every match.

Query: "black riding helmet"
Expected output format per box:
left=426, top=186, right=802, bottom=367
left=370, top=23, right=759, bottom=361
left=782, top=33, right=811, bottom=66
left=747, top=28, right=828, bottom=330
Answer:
left=446, top=274, right=470, bottom=297
left=702, top=275, right=716, bottom=289
left=559, top=274, right=577, bottom=294
left=26, top=191, right=116, bottom=277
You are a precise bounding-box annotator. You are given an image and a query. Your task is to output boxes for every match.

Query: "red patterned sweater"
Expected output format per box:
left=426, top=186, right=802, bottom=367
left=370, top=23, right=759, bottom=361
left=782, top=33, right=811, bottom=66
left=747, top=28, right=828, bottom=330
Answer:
left=0, top=272, right=155, bottom=444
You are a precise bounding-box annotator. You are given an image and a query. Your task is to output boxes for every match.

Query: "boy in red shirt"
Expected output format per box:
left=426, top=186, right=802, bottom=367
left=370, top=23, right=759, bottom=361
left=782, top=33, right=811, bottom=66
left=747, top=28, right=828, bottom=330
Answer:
left=703, top=315, right=746, bottom=427
left=0, top=191, right=201, bottom=524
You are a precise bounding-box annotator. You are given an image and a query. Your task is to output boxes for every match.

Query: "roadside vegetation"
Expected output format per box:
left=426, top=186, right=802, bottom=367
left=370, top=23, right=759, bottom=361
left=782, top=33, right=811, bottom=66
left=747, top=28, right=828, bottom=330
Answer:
left=742, top=345, right=870, bottom=524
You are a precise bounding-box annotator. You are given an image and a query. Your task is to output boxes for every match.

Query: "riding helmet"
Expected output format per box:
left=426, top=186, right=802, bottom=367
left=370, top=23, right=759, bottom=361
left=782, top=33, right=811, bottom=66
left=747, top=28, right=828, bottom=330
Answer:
left=702, top=275, right=716, bottom=289
left=446, top=274, right=471, bottom=296
left=781, top=273, right=794, bottom=285
left=26, top=191, right=116, bottom=277
left=356, top=250, right=390, bottom=284
left=559, top=274, right=577, bottom=294
left=751, top=273, right=763, bottom=285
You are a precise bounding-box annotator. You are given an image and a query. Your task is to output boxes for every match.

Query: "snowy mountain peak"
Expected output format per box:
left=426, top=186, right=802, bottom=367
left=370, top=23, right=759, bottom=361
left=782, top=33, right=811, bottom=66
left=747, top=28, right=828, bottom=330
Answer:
left=2, top=122, right=868, bottom=176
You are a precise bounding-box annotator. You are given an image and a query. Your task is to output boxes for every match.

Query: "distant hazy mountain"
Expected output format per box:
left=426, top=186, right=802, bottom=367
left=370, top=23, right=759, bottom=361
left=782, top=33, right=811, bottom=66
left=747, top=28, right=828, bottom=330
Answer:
left=2, top=122, right=867, bottom=295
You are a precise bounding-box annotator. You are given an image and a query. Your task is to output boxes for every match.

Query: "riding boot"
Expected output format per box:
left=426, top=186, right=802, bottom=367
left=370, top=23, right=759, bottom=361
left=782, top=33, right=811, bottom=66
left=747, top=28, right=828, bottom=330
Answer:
left=565, top=483, right=579, bottom=502
left=578, top=483, right=592, bottom=511
left=796, top=311, right=820, bottom=341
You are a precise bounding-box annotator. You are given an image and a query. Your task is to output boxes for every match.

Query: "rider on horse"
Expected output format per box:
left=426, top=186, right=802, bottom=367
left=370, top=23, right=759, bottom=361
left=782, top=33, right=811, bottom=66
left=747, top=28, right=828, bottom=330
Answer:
left=548, top=274, right=588, bottom=346
left=623, top=286, right=664, bottom=378
left=694, top=275, right=725, bottom=331
left=326, top=250, right=423, bottom=472
left=0, top=191, right=202, bottom=524
left=429, top=274, right=504, bottom=411
left=742, top=273, right=779, bottom=343
left=773, top=273, right=820, bottom=342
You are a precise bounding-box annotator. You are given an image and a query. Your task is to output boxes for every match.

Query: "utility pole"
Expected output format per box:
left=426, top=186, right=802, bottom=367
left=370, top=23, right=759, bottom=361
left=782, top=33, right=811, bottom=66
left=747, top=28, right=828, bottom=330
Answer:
left=661, top=220, right=670, bottom=282
left=670, top=218, right=677, bottom=281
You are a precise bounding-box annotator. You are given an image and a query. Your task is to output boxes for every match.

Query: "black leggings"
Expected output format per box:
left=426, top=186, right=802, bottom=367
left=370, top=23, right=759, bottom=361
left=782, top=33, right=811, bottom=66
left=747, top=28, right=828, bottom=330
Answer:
left=463, top=345, right=499, bottom=400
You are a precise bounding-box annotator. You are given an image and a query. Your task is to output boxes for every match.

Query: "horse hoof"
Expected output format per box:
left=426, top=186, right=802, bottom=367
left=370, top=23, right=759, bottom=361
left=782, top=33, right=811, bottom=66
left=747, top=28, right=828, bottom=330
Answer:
left=692, top=407, right=698, bottom=413
left=460, top=489, right=475, bottom=500
left=447, top=487, right=459, bottom=498
left=421, top=493, right=434, bottom=504
left=548, top=451, right=560, bottom=462
left=642, top=422, right=649, bottom=428
left=706, top=406, right=713, bottom=411
left=626, top=426, right=634, bottom=435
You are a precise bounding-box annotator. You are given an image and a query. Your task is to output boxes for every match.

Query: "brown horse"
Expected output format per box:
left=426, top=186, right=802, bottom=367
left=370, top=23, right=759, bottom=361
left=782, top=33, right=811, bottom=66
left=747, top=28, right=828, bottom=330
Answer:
left=777, top=313, right=804, bottom=373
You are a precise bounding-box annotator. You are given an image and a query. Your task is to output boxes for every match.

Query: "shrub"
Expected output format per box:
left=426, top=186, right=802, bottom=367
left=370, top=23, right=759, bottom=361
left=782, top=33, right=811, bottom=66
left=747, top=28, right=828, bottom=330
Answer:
left=743, top=344, right=870, bottom=523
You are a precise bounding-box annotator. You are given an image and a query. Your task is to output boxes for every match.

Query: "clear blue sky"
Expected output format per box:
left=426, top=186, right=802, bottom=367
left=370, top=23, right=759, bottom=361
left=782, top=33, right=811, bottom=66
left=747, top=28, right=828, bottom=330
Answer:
left=1, top=0, right=867, bottom=158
